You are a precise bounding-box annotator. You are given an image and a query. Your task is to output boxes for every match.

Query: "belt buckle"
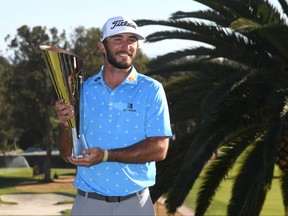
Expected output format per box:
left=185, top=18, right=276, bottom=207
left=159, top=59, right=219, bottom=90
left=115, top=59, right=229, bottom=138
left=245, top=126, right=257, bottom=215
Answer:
left=106, top=196, right=121, bottom=202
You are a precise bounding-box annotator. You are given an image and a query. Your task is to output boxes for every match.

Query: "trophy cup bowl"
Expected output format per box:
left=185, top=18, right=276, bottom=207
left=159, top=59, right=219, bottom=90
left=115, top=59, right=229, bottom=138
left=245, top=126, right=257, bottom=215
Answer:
left=40, top=45, right=88, bottom=158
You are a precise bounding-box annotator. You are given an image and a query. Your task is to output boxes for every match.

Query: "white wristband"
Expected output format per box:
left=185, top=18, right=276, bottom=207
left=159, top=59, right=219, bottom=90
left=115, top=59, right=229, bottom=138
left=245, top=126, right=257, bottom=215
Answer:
left=102, top=149, right=108, bottom=162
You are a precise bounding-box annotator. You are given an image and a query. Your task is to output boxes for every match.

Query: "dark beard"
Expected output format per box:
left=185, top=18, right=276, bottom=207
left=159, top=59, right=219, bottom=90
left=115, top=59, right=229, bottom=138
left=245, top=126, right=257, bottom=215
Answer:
left=104, top=43, right=132, bottom=69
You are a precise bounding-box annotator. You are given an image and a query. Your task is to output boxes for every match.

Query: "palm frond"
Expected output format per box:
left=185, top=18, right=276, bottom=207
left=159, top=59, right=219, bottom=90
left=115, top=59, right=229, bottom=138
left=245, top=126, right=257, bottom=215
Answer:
left=278, top=0, right=288, bottom=17
left=171, top=10, right=235, bottom=27
left=227, top=92, right=286, bottom=215
left=138, top=0, right=288, bottom=215
left=227, top=141, right=270, bottom=215
left=195, top=130, right=264, bottom=216
left=279, top=170, right=288, bottom=215
left=252, top=25, right=288, bottom=61
left=150, top=131, right=198, bottom=203
left=196, top=66, right=248, bottom=124
left=147, top=48, right=214, bottom=70
left=193, top=0, right=285, bottom=24
left=164, top=87, right=267, bottom=213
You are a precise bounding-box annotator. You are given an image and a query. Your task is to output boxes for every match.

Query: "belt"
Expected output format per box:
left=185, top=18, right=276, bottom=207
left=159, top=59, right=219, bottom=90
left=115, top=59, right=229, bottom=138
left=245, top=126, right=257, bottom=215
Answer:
left=77, top=189, right=146, bottom=202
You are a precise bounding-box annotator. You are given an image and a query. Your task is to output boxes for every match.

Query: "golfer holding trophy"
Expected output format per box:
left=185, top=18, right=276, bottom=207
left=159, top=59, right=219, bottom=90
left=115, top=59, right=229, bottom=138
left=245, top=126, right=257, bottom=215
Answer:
left=41, top=16, right=172, bottom=215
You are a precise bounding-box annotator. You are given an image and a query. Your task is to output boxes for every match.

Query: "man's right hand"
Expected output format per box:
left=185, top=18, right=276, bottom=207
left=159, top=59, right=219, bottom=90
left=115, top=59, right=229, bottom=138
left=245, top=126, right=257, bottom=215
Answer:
left=55, top=99, right=74, bottom=128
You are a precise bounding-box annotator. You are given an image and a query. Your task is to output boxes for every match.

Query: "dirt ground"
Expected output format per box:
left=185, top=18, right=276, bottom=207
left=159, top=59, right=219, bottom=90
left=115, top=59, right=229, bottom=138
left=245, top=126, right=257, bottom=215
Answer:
left=9, top=176, right=194, bottom=216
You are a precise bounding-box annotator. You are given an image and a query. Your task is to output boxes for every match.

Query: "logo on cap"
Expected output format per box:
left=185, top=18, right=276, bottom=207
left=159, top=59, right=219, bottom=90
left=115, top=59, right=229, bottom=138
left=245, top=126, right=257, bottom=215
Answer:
left=100, top=16, right=144, bottom=42
left=110, top=19, right=137, bottom=30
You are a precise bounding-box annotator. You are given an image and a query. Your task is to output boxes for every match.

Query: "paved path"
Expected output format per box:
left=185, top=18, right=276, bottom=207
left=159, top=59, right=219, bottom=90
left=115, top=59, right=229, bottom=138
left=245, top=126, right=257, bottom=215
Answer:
left=0, top=194, right=73, bottom=215
left=0, top=194, right=194, bottom=216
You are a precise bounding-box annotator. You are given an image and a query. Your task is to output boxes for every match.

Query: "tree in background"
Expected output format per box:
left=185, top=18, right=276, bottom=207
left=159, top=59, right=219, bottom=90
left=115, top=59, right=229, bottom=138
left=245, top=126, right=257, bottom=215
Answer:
left=3, top=25, right=68, bottom=181
left=0, top=56, right=16, bottom=153
left=0, top=25, right=149, bottom=181
left=137, top=0, right=288, bottom=215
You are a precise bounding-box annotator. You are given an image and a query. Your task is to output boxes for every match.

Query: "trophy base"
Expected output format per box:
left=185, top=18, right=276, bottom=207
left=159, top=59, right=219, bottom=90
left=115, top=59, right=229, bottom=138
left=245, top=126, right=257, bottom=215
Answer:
left=71, top=128, right=89, bottom=158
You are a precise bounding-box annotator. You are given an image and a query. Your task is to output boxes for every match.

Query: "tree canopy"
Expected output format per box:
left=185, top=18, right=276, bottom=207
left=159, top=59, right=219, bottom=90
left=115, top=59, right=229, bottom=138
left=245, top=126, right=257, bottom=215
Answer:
left=0, top=24, right=149, bottom=181
left=137, top=0, right=288, bottom=215
left=0, top=24, right=149, bottom=151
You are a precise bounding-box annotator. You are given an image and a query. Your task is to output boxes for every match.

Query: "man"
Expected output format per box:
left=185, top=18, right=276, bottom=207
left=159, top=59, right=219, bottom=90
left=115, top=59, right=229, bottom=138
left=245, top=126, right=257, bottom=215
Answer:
left=55, top=16, right=172, bottom=216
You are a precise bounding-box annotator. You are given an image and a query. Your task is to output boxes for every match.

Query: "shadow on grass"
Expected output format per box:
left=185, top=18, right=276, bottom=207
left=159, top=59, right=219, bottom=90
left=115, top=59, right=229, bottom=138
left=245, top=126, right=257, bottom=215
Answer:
left=0, top=177, right=30, bottom=190
left=0, top=176, right=76, bottom=197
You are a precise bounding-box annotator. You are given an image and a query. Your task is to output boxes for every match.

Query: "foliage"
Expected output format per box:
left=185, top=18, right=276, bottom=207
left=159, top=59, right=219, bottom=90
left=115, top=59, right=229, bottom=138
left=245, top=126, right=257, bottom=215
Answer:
left=0, top=56, right=15, bottom=152
left=137, top=0, right=288, bottom=215
left=3, top=25, right=65, bottom=150
left=0, top=24, right=150, bottom=182
left=183, top=164, right=285, bottom=215
left=70, top=26, right=103, bottom=78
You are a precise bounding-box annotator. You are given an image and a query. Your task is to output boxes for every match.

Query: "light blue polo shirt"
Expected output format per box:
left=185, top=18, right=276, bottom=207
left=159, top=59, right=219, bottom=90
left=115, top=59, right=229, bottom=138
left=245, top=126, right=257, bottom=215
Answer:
left=73, top=66, right=172, bottom=196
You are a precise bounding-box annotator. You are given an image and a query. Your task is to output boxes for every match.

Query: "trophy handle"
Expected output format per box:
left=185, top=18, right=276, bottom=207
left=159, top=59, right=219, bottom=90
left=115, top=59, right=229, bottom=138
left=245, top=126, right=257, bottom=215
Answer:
left=40, top=45, right=88, bottom=158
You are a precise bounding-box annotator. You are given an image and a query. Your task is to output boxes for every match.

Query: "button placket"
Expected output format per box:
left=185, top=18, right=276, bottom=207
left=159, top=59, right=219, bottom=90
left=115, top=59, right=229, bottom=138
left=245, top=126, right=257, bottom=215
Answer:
left=108, top=91, right=115, bottom=121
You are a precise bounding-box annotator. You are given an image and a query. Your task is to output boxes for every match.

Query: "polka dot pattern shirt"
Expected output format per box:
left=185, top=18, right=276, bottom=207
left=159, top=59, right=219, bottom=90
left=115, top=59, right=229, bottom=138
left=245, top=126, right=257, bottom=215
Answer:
left=74, top=66, right=172, bottom=196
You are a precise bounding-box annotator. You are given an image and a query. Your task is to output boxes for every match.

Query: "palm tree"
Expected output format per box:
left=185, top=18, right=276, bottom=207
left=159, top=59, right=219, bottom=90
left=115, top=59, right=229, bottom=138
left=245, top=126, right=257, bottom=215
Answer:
left=137, top=0, right=288, bottom=215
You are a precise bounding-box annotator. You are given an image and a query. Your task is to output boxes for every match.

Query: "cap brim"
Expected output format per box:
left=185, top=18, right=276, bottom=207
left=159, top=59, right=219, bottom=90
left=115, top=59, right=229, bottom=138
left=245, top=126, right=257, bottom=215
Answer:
left=101, top=31, right=145, bottom=42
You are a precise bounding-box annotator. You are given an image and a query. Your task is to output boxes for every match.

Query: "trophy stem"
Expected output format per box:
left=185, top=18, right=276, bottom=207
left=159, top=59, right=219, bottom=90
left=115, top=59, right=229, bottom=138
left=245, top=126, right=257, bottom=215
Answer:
left=71, top=128, right=89, bottom=158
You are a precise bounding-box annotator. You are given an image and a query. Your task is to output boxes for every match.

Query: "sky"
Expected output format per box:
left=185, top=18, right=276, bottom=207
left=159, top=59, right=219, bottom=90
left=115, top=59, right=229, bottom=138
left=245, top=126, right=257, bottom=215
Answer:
left=0, top=0, right=207, bottom=58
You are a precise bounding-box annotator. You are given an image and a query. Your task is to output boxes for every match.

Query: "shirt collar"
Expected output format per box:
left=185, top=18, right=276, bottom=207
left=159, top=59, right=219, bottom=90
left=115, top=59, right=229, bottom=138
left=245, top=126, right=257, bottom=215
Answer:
left=125, top=67, right=138, bottom=85
left=90, top=66, right=105, bottom=85
left=90, top=66, right=138, bottom=85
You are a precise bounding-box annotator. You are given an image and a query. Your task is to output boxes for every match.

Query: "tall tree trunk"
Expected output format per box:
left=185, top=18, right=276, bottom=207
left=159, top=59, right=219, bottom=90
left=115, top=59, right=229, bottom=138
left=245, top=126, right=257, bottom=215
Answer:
left=44, top=123, right=52, bottom=182
left=43, top=68, right=52, bottom=183
left=13, top=137, right=17, bottom=150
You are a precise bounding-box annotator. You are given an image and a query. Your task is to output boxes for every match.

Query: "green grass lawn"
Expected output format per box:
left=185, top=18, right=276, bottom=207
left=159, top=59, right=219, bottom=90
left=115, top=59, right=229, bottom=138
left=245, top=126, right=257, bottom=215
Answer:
left=0, top=168, right=76, bottom=195
left=0, top=166, right=284, bottom=215
left=183, top=164, right=284, bottom=216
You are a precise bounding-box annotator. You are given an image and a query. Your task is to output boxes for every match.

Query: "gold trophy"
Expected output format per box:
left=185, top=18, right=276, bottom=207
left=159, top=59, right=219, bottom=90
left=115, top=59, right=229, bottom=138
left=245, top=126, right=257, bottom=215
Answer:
left=40, top=45, right=88, bottom=158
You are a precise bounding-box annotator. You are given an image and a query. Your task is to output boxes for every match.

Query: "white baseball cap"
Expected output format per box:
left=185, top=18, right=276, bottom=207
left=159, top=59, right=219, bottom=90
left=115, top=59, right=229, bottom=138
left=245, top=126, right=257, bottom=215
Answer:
left=100, top=16, right=145, bottom=42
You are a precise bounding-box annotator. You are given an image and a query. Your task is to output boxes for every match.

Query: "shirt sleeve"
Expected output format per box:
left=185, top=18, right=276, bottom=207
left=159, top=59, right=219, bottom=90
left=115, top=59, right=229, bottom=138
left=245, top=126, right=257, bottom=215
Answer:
left=145, top=83, right=172, bottom=137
